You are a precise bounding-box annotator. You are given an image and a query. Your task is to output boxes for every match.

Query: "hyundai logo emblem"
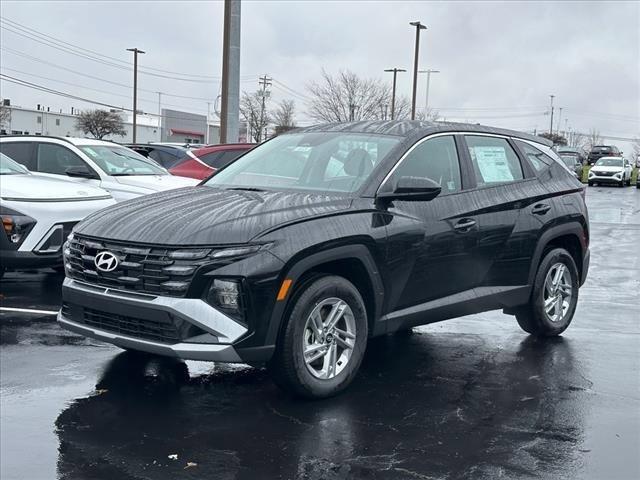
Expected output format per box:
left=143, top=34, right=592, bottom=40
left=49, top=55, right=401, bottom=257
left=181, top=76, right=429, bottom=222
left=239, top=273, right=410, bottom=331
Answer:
left=94, top=251, right=119, bottom=272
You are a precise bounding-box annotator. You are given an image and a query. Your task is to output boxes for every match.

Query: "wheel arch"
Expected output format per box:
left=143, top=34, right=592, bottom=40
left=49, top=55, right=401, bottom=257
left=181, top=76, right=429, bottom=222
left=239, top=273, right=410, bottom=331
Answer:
left=528, top=222, right=588, bottom=287
left=265, top=244, right=385, bottom=346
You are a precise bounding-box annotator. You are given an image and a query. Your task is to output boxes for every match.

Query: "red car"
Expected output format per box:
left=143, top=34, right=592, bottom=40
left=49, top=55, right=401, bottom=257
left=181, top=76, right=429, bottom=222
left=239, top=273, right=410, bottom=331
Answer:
left=169, top=143, right=254, bottom=180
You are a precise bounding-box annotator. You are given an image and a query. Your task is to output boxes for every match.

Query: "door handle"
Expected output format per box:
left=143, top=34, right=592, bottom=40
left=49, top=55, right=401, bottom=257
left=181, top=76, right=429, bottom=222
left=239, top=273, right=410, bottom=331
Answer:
left=532, top=203, right=551, bottom=215
left=453, top=218, right=477, bottom=231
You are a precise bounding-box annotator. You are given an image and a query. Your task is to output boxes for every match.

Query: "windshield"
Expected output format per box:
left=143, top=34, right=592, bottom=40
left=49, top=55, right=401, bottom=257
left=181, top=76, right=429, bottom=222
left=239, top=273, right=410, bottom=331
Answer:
left=0, top=153, right=29, bottom=175
left=595, top=157, right=622, bottom=167
left=78, top=145, right=167, bottom=176
left=204, top=132, right=400, bottom=193
left=560, top=155, right=578, bottom=167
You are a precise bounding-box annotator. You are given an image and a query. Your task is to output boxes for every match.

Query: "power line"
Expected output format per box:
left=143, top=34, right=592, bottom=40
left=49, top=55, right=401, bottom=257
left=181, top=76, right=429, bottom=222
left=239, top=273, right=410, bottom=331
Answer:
left=0, top=48, right=245, bottom=102
left=0, top=73, right=213, bottom=121
left=0, top=17, right=258, bottom=81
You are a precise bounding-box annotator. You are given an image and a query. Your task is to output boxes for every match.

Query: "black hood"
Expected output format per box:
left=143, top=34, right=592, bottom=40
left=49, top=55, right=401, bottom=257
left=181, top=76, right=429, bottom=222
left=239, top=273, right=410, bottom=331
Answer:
left=75, top=186, right=353, bottom=245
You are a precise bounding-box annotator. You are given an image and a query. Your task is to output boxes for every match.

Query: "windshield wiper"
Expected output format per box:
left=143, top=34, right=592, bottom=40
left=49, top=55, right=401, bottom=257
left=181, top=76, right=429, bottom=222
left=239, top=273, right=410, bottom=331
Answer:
left=226, top=187, right=266, bottom=192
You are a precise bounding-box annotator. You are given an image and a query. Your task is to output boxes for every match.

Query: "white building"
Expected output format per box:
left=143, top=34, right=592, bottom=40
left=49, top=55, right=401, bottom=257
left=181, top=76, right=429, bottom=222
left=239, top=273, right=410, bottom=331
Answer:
left=0, top=102, right=219, bottom=144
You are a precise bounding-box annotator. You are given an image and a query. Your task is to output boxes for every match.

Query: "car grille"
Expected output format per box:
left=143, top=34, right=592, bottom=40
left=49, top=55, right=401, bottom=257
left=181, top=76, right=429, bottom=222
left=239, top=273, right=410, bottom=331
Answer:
left=592, top=171, right=616, bottom=177
left=61, top=302, right=205, bottom=344
left=65, top=235, right=212, bottom=297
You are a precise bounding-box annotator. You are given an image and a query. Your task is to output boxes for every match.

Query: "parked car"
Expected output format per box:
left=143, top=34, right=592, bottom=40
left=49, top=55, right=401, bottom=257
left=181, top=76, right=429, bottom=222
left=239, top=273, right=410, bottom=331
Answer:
left=0, top=153, right=115, bottom=277
left=0, top=136, right=199, bottom=202
left=588, top=156, right=632, bottom=187
left=124, top=143, right=193, bottom=169
left=558, top=153, right=584, bottom=180
left=555, top=146, right=586, bottom=164
left=58, top=121, right=589, bottom=398
left=587, top=145, right=621, bottom=165
left=169, top=143, right=255, bottom=180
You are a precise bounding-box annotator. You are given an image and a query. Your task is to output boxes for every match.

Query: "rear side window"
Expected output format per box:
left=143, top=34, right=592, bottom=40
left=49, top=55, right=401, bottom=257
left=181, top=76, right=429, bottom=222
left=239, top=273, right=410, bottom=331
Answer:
left=514, top=140, right=553, bottom=173
left=36, top=143, right=86, bottom=175
left=465, top=136, right=523, bottom=186
left=199, top=151, right=225, bottom=168
left=390, top=135, right=462, bottom=193
left=0, top=142, right=35, bottom=170
left=148, top=149, right=178, bottom=168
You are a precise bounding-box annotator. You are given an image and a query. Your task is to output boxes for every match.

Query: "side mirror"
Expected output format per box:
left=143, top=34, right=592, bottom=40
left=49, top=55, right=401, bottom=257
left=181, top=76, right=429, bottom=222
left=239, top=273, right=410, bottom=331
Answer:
left=378, top=176, right=442, bottom=202
left=65, top=165, right=98, bottom=179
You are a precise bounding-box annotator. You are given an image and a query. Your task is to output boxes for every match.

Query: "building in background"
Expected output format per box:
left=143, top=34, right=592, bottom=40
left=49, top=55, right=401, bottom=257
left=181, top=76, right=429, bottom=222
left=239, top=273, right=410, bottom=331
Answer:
left=0, top=100, right=219, bottom=145
left=161, top=108, right=219, bottom=144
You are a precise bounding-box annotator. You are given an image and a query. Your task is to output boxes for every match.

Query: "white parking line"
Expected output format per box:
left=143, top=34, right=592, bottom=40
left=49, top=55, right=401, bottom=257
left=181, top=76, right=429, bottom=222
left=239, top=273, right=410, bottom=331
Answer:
left=0, top=307, right=58, bottom=315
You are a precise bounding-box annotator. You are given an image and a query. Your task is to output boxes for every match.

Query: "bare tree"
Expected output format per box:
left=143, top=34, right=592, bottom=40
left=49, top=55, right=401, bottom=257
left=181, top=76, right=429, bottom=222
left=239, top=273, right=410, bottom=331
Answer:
left=0, top=99, right=11, bottom=130
left=414, top=107, right=440, bottom=122
left=240, top=91, right=271, bottom=142
left=271, top=99, right=296, bottom=134
left=306, top=69, right=394, bottom=122
left=76, top=109, right=126, bottom=139
left=567, top=130, right=587, bottom=150
left=538, top=132, right=567, bottom=146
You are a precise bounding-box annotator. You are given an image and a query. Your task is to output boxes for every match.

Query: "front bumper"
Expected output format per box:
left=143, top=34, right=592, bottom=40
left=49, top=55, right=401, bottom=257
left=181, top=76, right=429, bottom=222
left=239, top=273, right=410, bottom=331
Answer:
left=58, top=278, right=248, bottom=362
left=589, top=175, right=623, bottom=184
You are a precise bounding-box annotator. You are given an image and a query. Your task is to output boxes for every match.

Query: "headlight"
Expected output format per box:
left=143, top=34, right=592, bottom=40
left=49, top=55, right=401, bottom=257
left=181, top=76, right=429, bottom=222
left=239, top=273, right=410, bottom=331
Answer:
left=1, top=210, right=36, bottom=246
left=614, top=172, right=622, bottom=178
left=204, top=278, right=245, bottom=321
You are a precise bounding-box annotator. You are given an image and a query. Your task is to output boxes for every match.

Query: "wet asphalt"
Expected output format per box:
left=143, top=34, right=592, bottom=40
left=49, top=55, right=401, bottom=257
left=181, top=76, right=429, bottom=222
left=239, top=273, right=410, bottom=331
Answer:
left=1, top=186, right=639, bottom=480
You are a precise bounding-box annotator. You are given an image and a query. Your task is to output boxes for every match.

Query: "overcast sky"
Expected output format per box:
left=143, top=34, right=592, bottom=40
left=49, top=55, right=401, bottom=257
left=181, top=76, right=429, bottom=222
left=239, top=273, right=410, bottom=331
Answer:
left=1, top=1, right=638, bottom=152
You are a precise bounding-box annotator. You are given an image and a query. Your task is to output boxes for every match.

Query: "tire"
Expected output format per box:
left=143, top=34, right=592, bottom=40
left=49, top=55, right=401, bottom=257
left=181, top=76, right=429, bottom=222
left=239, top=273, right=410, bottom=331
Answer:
left=620, top=178, right=626, bottom=187
left=588, top=181, right=593, bottom=187
left=515, top=248, right=579, bottom=337
left=268, top=275, right=368, bottom=398
left=627, top=177, right=631, bottom=186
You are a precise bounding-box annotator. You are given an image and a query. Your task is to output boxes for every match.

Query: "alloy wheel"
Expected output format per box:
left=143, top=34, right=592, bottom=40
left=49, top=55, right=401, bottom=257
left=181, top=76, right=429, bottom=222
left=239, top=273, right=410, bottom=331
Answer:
left=302, top=297, right=357, bottom=380
left=543, top=262, right=573, bottom=323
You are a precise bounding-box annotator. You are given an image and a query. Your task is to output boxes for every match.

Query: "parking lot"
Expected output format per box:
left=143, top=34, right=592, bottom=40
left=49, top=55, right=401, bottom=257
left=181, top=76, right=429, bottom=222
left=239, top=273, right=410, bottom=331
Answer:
left=1, top=185, right=639, bottom=480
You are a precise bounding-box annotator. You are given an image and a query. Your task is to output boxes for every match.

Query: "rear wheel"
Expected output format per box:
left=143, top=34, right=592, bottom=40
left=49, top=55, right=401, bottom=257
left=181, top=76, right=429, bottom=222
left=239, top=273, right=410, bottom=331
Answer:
left=268, top=275, right=368, bottom=398
left=516, top=248, right=579, bottom=337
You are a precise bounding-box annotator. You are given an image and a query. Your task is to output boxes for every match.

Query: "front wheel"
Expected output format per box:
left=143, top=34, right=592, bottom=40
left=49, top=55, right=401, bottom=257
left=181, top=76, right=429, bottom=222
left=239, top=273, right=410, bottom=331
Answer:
left=268, top=275, right=368, bottom=398
left=516, top=248, right=579, bottom=337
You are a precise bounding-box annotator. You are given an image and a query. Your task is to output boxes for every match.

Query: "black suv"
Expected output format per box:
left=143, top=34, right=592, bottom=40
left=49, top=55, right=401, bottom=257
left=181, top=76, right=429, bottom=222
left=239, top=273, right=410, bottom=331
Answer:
left=587, top=145, right=620, bottom=165
left=59, top=121, right=590, bottom=398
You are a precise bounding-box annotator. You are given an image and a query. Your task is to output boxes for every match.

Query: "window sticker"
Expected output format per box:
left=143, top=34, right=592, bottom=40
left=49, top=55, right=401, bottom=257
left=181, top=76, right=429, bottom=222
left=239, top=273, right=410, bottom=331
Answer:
left=473, top=146, right=514, bottom=182
left=84, top=147, right=98, bottom=157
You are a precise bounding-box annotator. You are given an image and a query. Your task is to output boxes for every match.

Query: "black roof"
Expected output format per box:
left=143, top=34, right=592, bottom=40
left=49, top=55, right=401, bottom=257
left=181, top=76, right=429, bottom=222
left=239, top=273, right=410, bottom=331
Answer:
left=294, top=120, right=552, bottom=146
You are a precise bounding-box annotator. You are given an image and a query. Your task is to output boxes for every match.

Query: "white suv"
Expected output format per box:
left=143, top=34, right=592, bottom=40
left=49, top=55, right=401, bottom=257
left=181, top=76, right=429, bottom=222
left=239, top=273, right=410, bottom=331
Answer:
left=0, top=136, right=199, bottom=202
left=588, top=156, right=632, bottom=187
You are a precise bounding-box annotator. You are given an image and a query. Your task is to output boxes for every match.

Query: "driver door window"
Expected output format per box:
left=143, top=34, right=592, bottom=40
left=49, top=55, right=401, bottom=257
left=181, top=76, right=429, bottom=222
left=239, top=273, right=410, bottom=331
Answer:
left=389, top=135, right=462, bottom=193
left=36, top=143, right=85, bottom=175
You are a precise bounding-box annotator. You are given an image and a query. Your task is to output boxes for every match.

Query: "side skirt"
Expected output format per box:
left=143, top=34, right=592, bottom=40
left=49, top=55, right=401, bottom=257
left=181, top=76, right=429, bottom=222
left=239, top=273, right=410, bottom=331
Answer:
left=380, top=285, right=531, bottom=334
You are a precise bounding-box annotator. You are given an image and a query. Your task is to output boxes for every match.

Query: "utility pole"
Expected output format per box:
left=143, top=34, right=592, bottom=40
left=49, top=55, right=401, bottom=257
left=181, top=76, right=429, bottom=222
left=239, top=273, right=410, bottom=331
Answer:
left=220, top=0, right=241, bottom=144
left=127, top=47, right=145, bottom=143
left=418, top=69, right=440, bottom=113
left=557, top=107, right=563, bottom=136
left=409, top=21, right=427, bottom=120
left=384, top=68, right=406, bottom=120
left=157, top=91, right=162, bottom=141
left=206, top=101, right=211, bottom=144
left=548, top=94, right=555, bottom=135
left=258, top=74, right=272, bottom=142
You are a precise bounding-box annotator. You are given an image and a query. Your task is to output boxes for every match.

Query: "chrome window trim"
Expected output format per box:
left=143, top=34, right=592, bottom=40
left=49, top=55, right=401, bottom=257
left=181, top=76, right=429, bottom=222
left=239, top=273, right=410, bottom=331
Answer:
left=378, top=131, right=548, bottom=195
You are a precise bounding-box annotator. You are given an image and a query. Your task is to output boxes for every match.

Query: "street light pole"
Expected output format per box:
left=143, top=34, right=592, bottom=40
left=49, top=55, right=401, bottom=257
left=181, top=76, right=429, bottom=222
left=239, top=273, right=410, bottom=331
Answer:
left=418, top=69, right=440, bottom=113
left=126, top=48, right=145, bottom=143
left=384, top=68, right=406, bottom=120
left=409, top=21, right=427, bottom=120
left=557, top=107, right=563, bottom=136
left=548, top=94, right=555, bottom=135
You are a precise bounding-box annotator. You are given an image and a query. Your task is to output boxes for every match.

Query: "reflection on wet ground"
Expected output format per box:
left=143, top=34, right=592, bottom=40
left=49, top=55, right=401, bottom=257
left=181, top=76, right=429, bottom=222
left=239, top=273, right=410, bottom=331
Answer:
left=1, top=187, right=639, bottom=480
left=55, top=334, right=590, bottom=480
